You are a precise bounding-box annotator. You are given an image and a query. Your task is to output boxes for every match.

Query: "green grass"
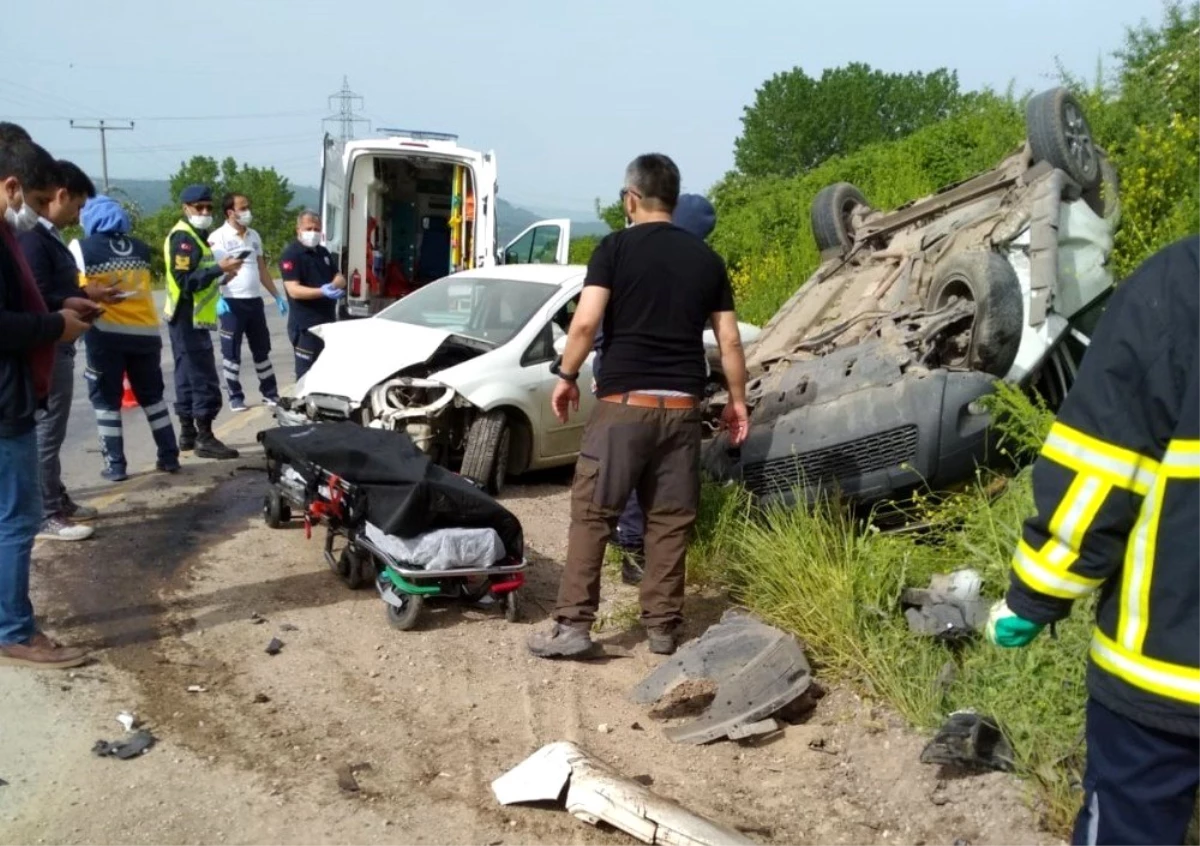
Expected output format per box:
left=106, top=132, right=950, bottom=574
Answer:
left=686, top=388, right=1095, bottom=834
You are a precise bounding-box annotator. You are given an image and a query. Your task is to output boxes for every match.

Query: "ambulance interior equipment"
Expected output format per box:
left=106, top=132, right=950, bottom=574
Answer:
left=319, top=129, right=571, bottom=320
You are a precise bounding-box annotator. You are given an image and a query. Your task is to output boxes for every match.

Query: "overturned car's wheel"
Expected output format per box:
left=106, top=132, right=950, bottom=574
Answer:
left=461, top=410, right=510, bottom=496
left=810, top=182, right=869, bottom=253
left=927, top=251, right=1023, bottom=378
left=1026, top=87, right=1101, bottom=190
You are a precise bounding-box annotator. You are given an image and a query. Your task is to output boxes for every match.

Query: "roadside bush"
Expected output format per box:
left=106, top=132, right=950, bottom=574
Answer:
left=711, top=94, right=1025, bottom=324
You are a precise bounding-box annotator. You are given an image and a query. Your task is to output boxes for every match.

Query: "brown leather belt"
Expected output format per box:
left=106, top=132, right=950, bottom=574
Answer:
left=599, top=392, right=698, bottom=409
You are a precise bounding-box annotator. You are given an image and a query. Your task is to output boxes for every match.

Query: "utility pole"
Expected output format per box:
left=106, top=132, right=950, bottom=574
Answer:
left=322, top=76, right=368, bottom=142
left=69, top=119, right=135, bottom=193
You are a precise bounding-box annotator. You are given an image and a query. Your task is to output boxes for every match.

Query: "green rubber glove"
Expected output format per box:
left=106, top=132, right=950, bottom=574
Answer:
left=985, top=599, right=1045, bottom=648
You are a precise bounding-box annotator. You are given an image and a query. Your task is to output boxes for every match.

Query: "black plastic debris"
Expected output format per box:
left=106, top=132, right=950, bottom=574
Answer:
left=253, top=693, right=271, bottom=704
left=250, top=612, right=267, bottom=625
left=92, top=730, right=156, bottom=760
left=901, top=570, right=989, bottom=643
left=631, top=609, right=813, bottom=744
left=920, top=711, right=1014, bottom=772
left=265, top=638, right=284, bottom=656
left=0, top=777, right=8, bottom=787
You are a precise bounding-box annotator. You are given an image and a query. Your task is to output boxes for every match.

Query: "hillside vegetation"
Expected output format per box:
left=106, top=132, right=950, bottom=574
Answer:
left=679, top=3, right=1199, bottom=836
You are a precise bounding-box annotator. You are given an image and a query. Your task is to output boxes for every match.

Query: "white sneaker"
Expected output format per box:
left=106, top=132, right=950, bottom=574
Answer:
left=37, top=515, right=95, bottom=542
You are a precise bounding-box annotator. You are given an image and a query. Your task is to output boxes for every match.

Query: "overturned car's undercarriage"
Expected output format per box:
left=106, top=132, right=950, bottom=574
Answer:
left=704, top=86, right=1119, bottom=507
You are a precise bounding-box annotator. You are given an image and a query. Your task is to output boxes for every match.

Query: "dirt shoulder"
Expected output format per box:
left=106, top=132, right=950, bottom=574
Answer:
left=0, top=410, right=1057, bottom=845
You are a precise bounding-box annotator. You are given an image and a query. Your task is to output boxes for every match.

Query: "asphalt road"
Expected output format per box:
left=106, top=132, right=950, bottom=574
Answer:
left=57, top=291, right=294, bottom=503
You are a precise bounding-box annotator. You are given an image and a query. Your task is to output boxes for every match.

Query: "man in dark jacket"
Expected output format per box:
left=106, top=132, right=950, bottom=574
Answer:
left=987, top=236, right=1199, bottom=845
left=0, top=123, right=92, bottom=669
left=18, top=159, right=110, bottom=539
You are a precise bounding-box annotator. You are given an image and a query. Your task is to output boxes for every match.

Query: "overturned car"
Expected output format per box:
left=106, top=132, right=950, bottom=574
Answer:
left=704, top=87, right=1119, bottom=507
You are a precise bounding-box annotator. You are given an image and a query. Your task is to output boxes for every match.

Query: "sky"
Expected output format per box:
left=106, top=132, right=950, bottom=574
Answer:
left=3, top=0, right=1167, bottom=217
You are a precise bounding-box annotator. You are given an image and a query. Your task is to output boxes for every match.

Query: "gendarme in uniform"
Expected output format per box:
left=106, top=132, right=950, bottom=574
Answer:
left=162, top=184, right=238, bottom=460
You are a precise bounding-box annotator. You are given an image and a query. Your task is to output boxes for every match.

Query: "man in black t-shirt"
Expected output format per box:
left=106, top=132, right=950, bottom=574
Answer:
left=527, top=153, right=750, bottom=660
left=278, top=211, right=346, bottom=379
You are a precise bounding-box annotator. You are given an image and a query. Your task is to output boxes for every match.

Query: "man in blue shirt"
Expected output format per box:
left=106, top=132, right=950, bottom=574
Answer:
left=278, top=210, right=345, bottom=379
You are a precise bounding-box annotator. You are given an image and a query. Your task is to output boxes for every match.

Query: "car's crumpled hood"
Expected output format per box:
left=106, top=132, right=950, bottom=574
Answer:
left=296, top=320, right=457, bottom=403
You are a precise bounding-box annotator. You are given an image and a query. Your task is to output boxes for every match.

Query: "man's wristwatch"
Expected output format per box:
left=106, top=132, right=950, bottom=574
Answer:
left=550, top=355, right=579, bottom=382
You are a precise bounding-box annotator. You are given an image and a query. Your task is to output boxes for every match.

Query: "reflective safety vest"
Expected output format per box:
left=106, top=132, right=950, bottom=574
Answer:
left=1006, top=235, right=1199, bottom=737
left=163, top=220, right=220, bottom=329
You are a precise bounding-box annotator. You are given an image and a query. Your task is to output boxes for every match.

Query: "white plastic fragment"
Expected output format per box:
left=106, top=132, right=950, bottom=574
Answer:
left=491, top=741, right=753, bottom=846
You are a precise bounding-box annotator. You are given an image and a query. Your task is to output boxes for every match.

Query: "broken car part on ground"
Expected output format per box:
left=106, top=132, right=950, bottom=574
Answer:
left=632, top=609, right=814, bottom=744
left=705, top=86, right=1119, bottom=508
left=492, top=741, right=755, bottom=846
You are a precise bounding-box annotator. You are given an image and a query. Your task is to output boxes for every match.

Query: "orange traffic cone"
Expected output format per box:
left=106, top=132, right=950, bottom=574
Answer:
left=121, top=374, right=137, bottom=409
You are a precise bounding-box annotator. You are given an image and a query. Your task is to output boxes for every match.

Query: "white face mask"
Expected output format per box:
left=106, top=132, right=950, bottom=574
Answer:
left=298, top=230, right=321, bottom=248
left=235, top=210, right=252, bottom=226
left=4, top=193, right=39, bottom=232
left=188, top=214, right=213, bottom=230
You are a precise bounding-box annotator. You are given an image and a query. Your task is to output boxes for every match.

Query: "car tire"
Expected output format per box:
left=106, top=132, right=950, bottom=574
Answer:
left=927, top=251, right=1023, bottom=378
left=461, top=410, right=510, bottom=497
left=810, top=182, right=869, bottom=253
left=1025, top=87, right=1101, bottom=190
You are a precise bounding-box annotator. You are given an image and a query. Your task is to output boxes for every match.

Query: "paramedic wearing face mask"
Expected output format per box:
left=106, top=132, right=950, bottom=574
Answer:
left=207, top=192, right=285, bottom=412
left=278, top=210, right=345, bottom=379
left=162, top=184, right=242, bottom=460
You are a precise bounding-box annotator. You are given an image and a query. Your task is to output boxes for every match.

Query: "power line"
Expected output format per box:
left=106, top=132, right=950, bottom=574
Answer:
left=69, top=119, right=134, bottom=193
left=7, top=110, right=323, bottom=122
left=322, top=76, right=369, bottom=142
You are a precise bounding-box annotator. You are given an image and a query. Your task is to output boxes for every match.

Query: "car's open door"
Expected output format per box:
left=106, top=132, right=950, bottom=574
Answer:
left=501, top=219, right=572, bottom=265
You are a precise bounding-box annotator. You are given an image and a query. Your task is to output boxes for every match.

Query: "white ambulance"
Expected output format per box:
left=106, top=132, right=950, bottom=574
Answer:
left=318, top=129, right=572, bottom=319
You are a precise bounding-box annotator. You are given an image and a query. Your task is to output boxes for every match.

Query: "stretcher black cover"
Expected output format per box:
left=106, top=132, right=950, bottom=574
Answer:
left=258, top=422, right=523, bottom=559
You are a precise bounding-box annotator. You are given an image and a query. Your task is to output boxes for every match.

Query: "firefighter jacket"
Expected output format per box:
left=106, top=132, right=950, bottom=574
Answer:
left=1005, top=235, right=1199, bottom=737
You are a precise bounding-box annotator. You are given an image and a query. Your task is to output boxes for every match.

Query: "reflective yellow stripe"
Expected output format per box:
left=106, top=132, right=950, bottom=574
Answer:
left=1043, top=422, right=1159, bottom=494
left=1118, top=474, right=1166, bottom=652
left=1162, top=439, right=1200, bottom=479
left=1041, top=474, right=1110, bottom=570
left=1012, top=540, right=1104, bottom=599
left=1091, top=629, right=1200, bottom=705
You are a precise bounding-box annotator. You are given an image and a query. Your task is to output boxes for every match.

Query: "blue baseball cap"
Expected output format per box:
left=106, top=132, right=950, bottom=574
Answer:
left=180, top=184, right=212, bottom=204
left=673, top=193, right=716, bottom=241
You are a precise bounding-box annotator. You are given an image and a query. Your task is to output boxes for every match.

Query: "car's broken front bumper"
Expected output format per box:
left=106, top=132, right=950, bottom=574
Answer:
left=705, top=345, right=999, bottom=507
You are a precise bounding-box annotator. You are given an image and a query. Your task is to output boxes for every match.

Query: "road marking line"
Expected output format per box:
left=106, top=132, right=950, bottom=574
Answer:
left=77, top=406, right=271, bottom=514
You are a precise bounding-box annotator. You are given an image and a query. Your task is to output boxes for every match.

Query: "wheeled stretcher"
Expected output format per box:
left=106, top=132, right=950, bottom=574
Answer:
left=257, top=422, right=527, bottom=630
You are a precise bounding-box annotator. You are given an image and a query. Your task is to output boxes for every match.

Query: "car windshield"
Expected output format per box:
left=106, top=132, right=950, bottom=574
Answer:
left=375, top=277, right=558, bottom=346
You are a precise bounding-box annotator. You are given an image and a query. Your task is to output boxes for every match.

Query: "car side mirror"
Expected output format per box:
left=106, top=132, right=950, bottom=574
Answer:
left=503, top=249, right=518, bottom=265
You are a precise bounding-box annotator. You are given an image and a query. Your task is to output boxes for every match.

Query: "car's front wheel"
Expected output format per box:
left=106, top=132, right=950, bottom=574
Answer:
left=461, top=410, right=511, bottom=497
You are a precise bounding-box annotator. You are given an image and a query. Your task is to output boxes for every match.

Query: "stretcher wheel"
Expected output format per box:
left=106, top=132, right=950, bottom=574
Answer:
left=336, top=545, right=370, bottom=589
left=385, top=594, right=423, bottom=631
left=504, top=589, right=521, bottom=623
left=263, top=491, right=290, bottom=529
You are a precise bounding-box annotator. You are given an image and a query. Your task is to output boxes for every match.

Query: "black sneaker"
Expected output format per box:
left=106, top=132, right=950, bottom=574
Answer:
left=647, top=625, right=682, bottom=655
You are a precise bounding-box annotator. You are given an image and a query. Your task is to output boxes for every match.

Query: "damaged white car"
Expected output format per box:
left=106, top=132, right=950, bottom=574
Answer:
left=275, top=263, right=759, bottom=494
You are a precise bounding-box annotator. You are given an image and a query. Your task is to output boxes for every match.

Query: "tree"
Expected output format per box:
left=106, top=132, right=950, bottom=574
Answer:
left=162, top=155, right=299, bottom=262
left=733, top=62, right=966, bottom=178
left=595, top=197, right=625, bottom=232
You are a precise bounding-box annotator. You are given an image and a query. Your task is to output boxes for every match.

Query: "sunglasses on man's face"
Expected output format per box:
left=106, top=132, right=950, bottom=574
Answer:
left=619, top=187, right=641, bottom=202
